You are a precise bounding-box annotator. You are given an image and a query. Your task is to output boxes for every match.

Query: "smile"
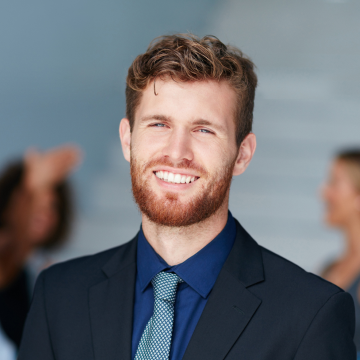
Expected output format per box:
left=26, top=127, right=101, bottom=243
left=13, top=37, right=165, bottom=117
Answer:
left=154, top=171, right=199, bottom=184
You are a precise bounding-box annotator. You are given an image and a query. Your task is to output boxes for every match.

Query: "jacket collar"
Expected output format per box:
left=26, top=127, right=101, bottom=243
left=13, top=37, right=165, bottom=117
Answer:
left=89, top=235, right=138, bottom=360
left=100, top=218, right=264, bottom=286
left=222, top=219, right=264, bottom=288
left=182, top=219, right=265, bottom=360
left=90, top=218, right=265, bottom=360
left=101, top=234, right=138, bottom=278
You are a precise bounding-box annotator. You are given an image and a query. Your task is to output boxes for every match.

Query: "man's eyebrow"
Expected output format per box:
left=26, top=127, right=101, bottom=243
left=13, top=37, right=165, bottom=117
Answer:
left=192, top=119, right=226, bottom=132
left=140, top=115, right=226, bottom=132
left=140, top=114, right=172, bottom=122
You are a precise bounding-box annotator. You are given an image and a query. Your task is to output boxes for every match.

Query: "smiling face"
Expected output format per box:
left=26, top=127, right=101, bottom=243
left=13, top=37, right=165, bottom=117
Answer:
left=120, top=79, right=255, bottom=227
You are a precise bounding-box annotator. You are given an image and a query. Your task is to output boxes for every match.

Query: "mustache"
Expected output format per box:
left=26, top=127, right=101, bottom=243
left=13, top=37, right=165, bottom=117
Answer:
left=139, top=157, right=208, bottom=177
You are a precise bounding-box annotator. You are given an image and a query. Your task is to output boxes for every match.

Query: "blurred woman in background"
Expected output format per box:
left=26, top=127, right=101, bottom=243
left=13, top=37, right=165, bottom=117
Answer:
left=321, top=149, right=360, bottom=351
left=0, top=145, right=81, bottom=352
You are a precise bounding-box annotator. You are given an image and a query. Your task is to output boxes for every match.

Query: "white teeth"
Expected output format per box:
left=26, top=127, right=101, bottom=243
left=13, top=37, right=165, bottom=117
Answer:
left=155, top=171, right=198, bottom=184
left=168, top=172, right=174, bottom=183
left=174, top=174, right=181, bottom=183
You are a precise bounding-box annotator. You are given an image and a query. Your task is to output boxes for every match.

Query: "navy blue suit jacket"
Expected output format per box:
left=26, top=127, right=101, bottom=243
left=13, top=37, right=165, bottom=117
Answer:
left=18, top=220, right=356, bottom=359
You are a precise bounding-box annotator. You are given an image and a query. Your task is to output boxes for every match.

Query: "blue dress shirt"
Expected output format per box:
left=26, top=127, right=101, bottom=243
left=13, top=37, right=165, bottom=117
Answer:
left=131, top=211, right=237, bottom=360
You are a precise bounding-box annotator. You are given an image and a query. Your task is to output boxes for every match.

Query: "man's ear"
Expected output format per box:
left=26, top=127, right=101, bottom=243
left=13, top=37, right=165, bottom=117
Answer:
left=232, top=133, right=256, bottom=176
left=119, top=118, right=131, bottom=163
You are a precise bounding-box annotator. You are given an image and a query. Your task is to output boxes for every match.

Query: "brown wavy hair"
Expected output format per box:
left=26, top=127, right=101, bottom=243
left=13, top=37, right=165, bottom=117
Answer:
left=0, top=160, right=73, bottom=250
left=126, top=34, right=257, bottom=147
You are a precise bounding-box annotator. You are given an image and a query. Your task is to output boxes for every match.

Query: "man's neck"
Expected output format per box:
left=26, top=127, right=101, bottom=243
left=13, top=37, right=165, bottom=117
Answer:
left=141, top=203, right=229, bottom=266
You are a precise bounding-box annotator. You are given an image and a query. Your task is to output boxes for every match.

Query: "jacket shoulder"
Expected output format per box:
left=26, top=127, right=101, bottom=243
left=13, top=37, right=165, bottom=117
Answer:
left=41, top=236, right=137, bottom=289
left=259, top=245, right=343, bottom=301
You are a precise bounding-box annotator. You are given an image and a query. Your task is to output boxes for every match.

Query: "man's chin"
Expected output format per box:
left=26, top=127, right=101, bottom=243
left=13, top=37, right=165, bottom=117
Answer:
left=131, top=156, right=235, bottom=227
left=142, top=199, right=196, bottom=227
left=146, top=213, right=204, bottom=228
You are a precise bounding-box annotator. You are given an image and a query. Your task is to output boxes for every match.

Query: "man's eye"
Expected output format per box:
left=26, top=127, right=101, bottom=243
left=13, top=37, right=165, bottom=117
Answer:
left=151, top=123, right=166, bottom=127
left=198, top=129, right=212, bottom=134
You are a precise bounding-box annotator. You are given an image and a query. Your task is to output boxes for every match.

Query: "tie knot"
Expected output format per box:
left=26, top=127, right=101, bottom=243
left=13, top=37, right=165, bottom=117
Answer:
left=151, top=271, right=183, bottom=303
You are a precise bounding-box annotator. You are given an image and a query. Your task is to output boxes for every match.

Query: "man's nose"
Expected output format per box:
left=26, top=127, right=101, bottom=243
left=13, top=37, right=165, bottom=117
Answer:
left=162, top=128, right=194, bottom=163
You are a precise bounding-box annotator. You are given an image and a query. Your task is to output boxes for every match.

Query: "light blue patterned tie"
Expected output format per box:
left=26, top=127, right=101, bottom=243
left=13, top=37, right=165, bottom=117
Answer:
left=134, top=271, right=183, bottom=360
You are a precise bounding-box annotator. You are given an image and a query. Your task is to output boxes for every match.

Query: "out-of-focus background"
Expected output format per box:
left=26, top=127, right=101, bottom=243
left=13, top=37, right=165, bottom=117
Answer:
left=1, top=0, right=360, bottom=273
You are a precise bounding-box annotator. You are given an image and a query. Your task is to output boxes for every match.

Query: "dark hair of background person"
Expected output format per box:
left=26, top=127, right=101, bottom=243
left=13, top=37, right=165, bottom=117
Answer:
left=126, top=33, right=258, bottom=147
left=336, top=148, right=360, bottom=191
left=0, top=160, right=73, bottom=249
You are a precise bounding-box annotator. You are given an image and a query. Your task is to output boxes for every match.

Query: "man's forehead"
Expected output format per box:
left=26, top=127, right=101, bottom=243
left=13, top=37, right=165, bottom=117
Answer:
left=146, top=77, right=235, bottom=96
left=136, top=78, right=237, bottom=119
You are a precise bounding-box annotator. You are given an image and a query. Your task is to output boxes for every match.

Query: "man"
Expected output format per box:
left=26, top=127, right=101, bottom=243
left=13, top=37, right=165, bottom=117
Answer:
left=19, top=34, right=355, bottom=359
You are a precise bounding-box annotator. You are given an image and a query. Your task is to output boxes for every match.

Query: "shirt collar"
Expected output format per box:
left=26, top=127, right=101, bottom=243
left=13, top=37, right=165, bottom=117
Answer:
left=136, top=211, right=237, bottom=299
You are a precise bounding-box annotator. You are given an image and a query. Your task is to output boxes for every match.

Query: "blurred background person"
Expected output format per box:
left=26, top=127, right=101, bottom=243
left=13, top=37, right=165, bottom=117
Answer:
left=0, top=144, right=81, bottom=353
left=321, top=149, right=360, bottom=352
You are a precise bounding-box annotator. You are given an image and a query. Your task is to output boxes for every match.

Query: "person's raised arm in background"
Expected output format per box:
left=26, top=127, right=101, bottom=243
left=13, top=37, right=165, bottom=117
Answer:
left=0, top=145, right=81, bottom=349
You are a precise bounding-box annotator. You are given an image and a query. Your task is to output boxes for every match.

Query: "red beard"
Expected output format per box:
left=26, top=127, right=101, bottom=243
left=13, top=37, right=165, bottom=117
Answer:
left=130, top=155, right=235, bottom=227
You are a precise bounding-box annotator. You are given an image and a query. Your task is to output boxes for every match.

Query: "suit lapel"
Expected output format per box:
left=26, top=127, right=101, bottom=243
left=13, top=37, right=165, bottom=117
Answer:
left=89, top=237, right=137, bottom=360
left=183, top=221, right=264, bottom=360
left=88, top=220, right=264, bottom=360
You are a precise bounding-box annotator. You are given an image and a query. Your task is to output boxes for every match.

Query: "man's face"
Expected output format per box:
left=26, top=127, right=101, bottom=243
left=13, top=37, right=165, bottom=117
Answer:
left=122, top=79, right=243, bottom=227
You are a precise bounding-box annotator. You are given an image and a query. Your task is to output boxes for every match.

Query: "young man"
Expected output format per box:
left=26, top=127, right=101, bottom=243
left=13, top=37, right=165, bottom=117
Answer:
left=19, top=34, right=355, bottom=359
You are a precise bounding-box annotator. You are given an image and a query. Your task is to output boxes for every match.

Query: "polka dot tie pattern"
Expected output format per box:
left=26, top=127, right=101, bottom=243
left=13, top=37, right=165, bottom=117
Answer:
left=134, top=271, right=184, bottom=360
